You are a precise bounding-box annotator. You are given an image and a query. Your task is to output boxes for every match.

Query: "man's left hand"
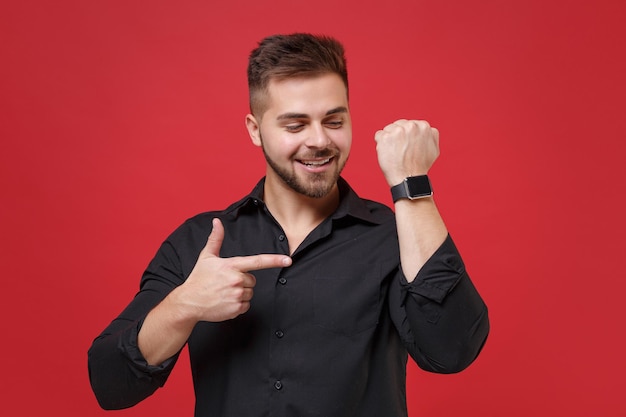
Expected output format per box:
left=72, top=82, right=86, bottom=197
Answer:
left=374, top=119, right=440, bottom=186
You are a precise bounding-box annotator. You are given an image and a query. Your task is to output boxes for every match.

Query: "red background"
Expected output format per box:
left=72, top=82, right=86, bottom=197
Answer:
left=1, top=0, right=625, bottom=416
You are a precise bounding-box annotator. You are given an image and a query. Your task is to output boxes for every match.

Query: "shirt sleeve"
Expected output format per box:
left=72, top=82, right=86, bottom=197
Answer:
left=87, top=234, right=189, bottom=410
left=390, top=234, right=490, bottom=374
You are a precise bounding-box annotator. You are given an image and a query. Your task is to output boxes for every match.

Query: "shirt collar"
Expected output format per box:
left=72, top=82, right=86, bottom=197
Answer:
left=224, top=177, right=386, bottom=225
left=332, top=177, right=385, bottom=224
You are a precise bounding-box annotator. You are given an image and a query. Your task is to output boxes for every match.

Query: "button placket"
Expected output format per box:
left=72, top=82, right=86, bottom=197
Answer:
left=269, top=254, right=290, bottom=404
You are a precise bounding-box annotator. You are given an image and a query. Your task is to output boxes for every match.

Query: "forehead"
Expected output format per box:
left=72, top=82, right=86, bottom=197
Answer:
left=264, top=73, right=349, bottom=118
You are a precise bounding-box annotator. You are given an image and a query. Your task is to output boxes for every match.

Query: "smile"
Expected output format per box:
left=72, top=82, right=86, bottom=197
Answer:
left=298, top=157, right=333, bottom=167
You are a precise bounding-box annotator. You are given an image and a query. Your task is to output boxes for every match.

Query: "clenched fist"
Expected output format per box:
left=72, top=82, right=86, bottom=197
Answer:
left=374, top=119, right=440, bottom=186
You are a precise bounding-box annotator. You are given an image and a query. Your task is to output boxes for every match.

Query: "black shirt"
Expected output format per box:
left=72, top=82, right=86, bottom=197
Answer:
left=88, top=178, right=489, bottom=417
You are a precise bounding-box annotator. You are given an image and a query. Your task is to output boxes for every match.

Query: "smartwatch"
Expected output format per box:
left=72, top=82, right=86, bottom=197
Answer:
left=390, top=175, right=433, bottom=202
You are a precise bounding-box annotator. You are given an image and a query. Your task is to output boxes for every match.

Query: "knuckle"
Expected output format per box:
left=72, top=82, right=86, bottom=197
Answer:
left=239, top=302, right=251, bottom=314
left=231, top=275, right=245, bottom=288
left=246, top=273, right=257, bottom=287
left=253, top=257, right=263, bottom=270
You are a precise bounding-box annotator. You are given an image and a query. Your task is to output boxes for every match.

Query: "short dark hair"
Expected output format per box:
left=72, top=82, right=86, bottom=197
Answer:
left=247, top=33, right=348, bottom=117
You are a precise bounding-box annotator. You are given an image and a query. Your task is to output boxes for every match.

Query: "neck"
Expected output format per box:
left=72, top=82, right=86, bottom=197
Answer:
left=262, top=175, right=340, bottom=234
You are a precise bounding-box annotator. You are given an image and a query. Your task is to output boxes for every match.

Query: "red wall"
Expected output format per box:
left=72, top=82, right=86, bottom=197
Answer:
left=2, top=1, right=625, bottom=415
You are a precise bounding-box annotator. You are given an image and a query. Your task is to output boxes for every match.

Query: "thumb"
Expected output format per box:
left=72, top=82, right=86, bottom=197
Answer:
left=203, top=218, right=224, bottom=257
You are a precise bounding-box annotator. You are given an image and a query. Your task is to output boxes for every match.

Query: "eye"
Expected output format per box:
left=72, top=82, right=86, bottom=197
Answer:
left=285, top=124, right=305, bottom=132
left=325, top=120, right=343, bottom=129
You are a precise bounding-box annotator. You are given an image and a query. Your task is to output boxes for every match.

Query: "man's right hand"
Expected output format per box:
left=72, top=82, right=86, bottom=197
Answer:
left=175, top=218, right=292, bottom=323
left=138, top=218, right=291, bottom=365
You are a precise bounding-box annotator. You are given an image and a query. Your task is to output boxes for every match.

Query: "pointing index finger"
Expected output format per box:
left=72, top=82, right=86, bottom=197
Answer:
left=229, top=253, right=292, bottom=272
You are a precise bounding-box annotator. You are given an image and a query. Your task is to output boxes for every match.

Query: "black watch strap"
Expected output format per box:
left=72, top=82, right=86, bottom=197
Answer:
left=390, top=175, right=433, bottom=202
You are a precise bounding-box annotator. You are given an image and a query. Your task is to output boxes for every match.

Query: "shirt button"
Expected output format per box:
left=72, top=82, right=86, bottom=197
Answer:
left=278, top=277, right=287, bottom=285
left=274, top=380, right=283, bottom=390
left=275, top=330, right=284, bottom=338
left=278, top=234, right=285, bottom=241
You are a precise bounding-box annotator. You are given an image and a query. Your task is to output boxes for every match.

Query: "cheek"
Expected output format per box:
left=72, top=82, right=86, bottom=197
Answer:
left=262, top=134, right=299, bottom=158
left=333, top=130, right=352, bottom=153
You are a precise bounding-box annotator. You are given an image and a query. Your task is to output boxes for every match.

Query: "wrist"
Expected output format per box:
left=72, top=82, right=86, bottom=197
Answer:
left=166, top=286, right=202, bottom=326
left=390, top=175, right=433, bottom=203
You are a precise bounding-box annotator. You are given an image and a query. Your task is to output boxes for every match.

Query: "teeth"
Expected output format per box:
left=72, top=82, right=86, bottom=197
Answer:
left=302, top=158, right=331, bottom=166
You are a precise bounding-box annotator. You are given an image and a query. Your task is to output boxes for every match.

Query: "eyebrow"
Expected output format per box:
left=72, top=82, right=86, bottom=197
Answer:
left=276, top=106, right=348, bottom=121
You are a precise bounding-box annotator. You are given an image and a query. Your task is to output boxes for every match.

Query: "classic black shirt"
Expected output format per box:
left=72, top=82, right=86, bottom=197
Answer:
left=88, top=178, right=489, bottom=417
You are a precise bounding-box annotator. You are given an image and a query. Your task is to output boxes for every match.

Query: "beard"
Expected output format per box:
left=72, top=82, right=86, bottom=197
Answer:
left=260, top=135, right=346, bottom=199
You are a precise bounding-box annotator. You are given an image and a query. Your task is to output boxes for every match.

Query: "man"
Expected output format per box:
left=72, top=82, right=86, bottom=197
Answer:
left=88, top=33, right=489, bottom=417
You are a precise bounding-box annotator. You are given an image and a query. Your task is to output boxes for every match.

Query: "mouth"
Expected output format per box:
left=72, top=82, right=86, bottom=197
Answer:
left=297, top=157, right=333, bottom=167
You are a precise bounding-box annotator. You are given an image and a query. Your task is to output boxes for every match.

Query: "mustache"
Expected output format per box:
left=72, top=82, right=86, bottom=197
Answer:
left=295, top=149, right=338, bottom=159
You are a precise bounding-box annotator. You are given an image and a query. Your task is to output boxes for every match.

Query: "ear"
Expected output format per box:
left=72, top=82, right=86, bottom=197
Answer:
left=245, top=114, right=262, bottom=147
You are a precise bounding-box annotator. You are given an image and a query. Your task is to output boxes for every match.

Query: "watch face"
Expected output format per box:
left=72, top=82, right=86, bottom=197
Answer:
left=406, top=176, right=432, bottom=197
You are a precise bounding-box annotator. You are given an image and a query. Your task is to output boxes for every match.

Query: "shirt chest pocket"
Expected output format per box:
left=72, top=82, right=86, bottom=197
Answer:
left=313, top=262, right=383, bottom=337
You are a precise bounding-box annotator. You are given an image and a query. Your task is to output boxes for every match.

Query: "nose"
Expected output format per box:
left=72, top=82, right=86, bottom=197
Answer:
left=304, top=123, right=331, bottom=148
